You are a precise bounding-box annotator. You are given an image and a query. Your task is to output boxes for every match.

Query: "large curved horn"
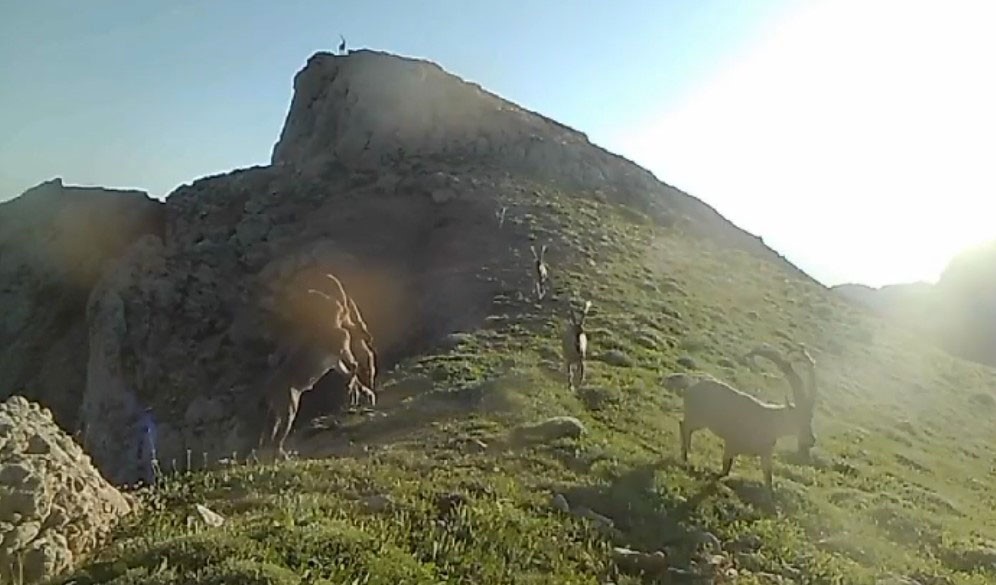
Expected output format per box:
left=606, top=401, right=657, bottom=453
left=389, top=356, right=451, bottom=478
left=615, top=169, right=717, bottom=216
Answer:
left=743, top=345, right=808, bottom=406
left=321, top=273, right=350, bottom=304
left=306, top=288, right=333, bottom=301
left=306, top=288, right=347, bottom=323
left=345, top=295, right=373, bottom=343
left=794, top=344, right=817, bottom=402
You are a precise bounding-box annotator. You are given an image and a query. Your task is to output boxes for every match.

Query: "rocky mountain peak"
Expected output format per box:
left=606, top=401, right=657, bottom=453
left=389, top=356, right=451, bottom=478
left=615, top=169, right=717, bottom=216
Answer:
left=270, top=50, right=810, bottom=278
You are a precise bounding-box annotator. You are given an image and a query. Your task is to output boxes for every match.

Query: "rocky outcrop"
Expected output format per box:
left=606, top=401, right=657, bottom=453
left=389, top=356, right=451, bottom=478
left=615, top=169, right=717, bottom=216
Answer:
left=0, top=396, right=131, bottom=584
left=271, top=52, right=663, bottom=203
left=271, top=50, right=810, bottom=278
left=77, top=164, right=517, bottom=481
left=0, top=178, right=164, bottom=431
left=833, top=240, right=996, bottom=367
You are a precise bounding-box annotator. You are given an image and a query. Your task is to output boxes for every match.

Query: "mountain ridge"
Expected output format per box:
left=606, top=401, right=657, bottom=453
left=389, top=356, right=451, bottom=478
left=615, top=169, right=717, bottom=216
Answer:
left=832, top=241, right=996, bottom=367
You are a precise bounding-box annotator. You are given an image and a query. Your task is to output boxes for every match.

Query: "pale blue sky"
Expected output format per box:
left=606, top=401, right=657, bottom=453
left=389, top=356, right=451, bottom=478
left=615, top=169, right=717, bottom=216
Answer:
left=2, top=0, right=994, bottom=287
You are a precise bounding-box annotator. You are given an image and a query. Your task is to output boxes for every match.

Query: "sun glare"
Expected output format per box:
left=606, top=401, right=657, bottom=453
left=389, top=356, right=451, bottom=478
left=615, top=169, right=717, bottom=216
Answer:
left=610, top=0, right=996, bottom=287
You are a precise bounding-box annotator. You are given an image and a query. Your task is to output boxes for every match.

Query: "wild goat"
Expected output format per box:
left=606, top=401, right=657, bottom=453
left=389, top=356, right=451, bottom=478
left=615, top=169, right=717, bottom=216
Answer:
left=679, top=344, right=818, bottom=491
left=257, top=293, right=360, bottom=460
left=530, top=244, right=549, bottom=301
left=562, top=300, right=592, bottom=390
left=258, top=291, right=356, bottom=457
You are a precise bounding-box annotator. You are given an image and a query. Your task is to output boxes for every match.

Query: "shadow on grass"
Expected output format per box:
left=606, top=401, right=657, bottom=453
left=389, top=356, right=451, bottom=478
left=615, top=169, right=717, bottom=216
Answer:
left=296, top=398, right=475, bottom=459
left=552, top=457, right=796, bottom=552
left=294, top=371, right=521, bottom=460
left=555, top=462, right=715, bottom=550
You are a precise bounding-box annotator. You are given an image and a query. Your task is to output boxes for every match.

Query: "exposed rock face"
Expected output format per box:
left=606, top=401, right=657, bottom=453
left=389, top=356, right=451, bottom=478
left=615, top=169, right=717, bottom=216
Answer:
left=833, top=240, right=996, bottom=367
left=0, top=178, right=164, bottom=431
left=4, top=50, right=818, bottom=484
left=272, top=52, right=664, bottom=203
left=0, top=396, right=131, bottom=584
left=78, top=161, right=528, bottom=481
left=833, top=281, right=935, bottom=318
left=272, top=50, right=809, bottom=274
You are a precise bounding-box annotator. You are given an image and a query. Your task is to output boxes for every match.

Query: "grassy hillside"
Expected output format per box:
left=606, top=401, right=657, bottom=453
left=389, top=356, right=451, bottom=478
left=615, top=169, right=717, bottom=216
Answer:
left=54, top=185, right=996, bottom=585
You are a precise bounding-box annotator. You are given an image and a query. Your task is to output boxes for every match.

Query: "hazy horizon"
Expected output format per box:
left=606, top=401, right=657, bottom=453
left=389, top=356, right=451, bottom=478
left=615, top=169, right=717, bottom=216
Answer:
left=2, top=0, right=993, bottom=288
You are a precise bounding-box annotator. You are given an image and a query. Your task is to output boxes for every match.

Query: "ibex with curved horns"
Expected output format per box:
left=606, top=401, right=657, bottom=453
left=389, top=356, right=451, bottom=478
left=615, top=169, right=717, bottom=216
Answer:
left=257, top=290, right=361, bottom=459
left=679, top=343, right=818, bottom=491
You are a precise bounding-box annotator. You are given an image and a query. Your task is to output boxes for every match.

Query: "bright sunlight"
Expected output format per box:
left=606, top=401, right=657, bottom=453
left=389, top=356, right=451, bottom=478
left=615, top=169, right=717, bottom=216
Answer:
left=609, top=0, right=996, bottom=287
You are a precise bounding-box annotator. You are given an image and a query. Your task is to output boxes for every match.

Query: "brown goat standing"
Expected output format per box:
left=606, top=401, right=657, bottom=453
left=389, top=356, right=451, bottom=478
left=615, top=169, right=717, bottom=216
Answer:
left=257, top=293, right=359, bottom=459
left=530, top=244, right=549, bottom=301
left=562, top=300, right=592, bottom=390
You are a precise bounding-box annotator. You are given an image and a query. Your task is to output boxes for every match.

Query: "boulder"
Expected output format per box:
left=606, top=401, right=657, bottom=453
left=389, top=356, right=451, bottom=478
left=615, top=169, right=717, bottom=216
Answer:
left=0, top=396, right=131, bottom=584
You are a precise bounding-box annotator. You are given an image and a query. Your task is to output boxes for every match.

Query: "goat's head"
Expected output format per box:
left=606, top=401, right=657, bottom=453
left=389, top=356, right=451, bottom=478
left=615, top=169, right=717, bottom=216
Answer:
left=530, top=244, right=548, bottom=265
left=568, top=300, right=592, bottom=334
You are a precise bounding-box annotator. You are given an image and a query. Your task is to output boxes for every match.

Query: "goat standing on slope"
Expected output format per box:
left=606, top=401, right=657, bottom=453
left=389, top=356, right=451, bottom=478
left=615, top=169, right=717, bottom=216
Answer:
left=562, top=300, right=592, bottom=390
left=678, top=344, right=818, bottom=491
left=530, top=244, right=549, bottom=301
left=257, top=292, right=361, bottom=460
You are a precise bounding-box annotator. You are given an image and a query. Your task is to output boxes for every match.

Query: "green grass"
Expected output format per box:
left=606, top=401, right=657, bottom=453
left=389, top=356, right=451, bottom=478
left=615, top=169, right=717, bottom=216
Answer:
left=51, top=185, right=996, bottom=584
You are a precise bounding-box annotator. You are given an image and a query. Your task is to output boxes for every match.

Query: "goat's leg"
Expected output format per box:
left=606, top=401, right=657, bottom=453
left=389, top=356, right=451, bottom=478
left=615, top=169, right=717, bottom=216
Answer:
left=351, top=379, right=362, bottom=407
left=257, top=393, right=285, bottom=456
left=273, top=415, right=292, bottom=460
left=362, top=384, right=377, bottom=407
left=577, top=360, right=585, bottom=388
left=719, top=444, right=735, bottom=477
left=274, top=390, right=301, bottom=459
left=679, top=420, right=693, bottom=462
left=360, top=363, right=376, bottom=393
left=260, top=413, right=283, bottom=463
left=258, top=405, right=277, bottom=450
left=357, top=378, right=377, bottom=406
left=761, top=452, right=774, bottom=492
